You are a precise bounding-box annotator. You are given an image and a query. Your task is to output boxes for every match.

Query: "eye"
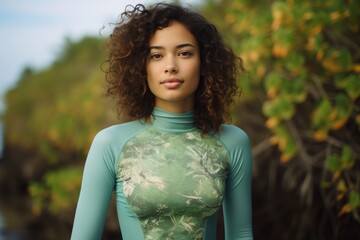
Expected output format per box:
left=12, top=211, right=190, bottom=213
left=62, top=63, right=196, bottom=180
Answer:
left=179, top=51, right=192, bottom=57
left=150, top=53, right=162, bottom=60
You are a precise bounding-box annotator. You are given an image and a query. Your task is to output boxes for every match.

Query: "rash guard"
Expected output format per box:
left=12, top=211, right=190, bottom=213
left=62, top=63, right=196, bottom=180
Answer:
left=71, top=107, right=253, bottom=240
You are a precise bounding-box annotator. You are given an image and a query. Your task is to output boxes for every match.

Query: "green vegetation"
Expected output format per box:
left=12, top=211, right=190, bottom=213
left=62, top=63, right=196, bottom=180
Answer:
left=29, top=167, right=82, bottom=215
left=5, top=37, right=115, bottom=155
left=1, top=0, right=359, bottom=238
left=202, top=0, right=360, bottom=237
left=3, top=36, right=118, bottom=218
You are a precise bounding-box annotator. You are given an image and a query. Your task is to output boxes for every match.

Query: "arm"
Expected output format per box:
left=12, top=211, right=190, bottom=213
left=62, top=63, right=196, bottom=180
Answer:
left=222, top=126, right=253, bottom=240
left=71, top=131, right=117, bottom=240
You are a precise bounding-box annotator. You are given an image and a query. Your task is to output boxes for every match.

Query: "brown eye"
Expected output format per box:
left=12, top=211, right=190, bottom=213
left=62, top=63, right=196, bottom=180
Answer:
left=179, top=51, right=192, bottom=57
left=150, top=53, right=162, bottom=60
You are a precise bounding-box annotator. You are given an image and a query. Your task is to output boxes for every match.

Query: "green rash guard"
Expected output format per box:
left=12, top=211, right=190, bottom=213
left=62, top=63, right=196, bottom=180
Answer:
left=71, top=107, right=253, bottom=240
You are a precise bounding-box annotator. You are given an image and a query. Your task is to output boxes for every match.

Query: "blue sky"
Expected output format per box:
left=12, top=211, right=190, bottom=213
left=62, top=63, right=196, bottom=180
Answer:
left=0, top=0, right=201, bottom=112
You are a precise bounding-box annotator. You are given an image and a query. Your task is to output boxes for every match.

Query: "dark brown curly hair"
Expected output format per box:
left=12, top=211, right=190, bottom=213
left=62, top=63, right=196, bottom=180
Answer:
left=104, top=3, right=244, bottom=133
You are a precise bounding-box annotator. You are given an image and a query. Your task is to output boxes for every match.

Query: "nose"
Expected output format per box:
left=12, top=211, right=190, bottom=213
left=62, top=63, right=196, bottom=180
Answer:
left=164, top=57, right=178, bottom=74
left=165, top=65, right=178, bottom=74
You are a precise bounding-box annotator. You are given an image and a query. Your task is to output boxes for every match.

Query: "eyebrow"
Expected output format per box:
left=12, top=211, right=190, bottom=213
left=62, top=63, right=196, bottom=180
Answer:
left=149, top=43, right=196, bottom=50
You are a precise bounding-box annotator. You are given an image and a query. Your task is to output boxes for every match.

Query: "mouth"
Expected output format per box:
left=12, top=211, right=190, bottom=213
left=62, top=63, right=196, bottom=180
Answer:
left=160, top=78, right=184, bottom=89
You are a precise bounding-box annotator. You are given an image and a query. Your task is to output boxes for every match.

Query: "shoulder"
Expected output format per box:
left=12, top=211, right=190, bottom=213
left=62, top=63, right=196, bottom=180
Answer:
left=92, top=120, right=148, bottom=148
left=217, top=124, right=251, bottom=151
left=220, top=124, right=249, bottom=139
left=217, top=125, right=253, bottom=179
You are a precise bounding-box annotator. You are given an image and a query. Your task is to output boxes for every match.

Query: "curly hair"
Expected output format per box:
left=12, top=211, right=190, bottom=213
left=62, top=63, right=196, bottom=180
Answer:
left=104, top=3, right=244, bottom=133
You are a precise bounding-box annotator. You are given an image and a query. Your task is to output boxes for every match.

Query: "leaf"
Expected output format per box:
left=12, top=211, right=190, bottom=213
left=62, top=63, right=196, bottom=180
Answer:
left=286, top=72, right=307, bottom=103
left=335, top=74, right=360, bottom=99
left=306, top=34, right=324, bottom=52
left=330, top=11, right=342, bottom=22
left=263, top=97, right=295, bottom=120
left=285, top=51, right=305, bottom=73
left=336, top=179, right=347, bottom=193
left=264, top=72, right=283, bottom=98
left=338, top=203, right=351, bottom=216
left=325, top=155, right=341, bottom=172
left=336, top=193, right=345, bottom=201
left=265, top=117, right=280, bottom=128
left=28, top=182, right=48, bottom=215
left=314, top=129, right=328, bottom=142
left=280, top=137, right=297, bottom=163
left=353, top=64, right=360, bottom=73
left=322, top=48, right=353, bottom=73
left=338, top=49, right=353, bottom=70
left=29, top=167, right=83, bottom=214
left=270, top=124, right=298, bottom=163
left=272, top=28, right=295, bottom=57
left=331, top=94, right=352, bottom=129
left=312, top=99, right=332, bottom=129
left=349, top=191, right=360, bottom=210
left=340, top=145, right=354, bottom=169
left=280, top=154, right=292, bottom=164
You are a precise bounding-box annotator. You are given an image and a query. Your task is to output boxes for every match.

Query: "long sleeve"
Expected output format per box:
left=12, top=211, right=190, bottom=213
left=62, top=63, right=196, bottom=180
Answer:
left=71, top=130, right=117, bottom=240
left=220, top=125, right=253, bottom=240
left=71, top=115, right=253, bottom=239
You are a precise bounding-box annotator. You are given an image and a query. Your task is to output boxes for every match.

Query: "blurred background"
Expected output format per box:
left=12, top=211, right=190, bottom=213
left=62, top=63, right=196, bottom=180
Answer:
left=0, top=0, right=359, bottom=239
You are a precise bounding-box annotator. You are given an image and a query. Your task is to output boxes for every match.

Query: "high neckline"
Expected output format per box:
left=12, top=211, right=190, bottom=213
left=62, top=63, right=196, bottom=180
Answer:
left=150, top=107, right=196, bottom=132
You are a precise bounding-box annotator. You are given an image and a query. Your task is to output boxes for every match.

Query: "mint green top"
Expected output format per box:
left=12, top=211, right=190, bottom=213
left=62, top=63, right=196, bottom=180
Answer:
left=71, top=108, right=253, bottom=239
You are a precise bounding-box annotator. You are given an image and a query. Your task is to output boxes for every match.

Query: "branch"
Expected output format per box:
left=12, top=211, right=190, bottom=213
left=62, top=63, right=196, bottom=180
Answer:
left=252, top=138, right=271, bottom=158
left=326, top=136, right=344, bottom=148
left=286, top=120, right=313, bottom=172
left=324, top=29, right=360, bottom=59
left=309, top=74, right=330, bottom=100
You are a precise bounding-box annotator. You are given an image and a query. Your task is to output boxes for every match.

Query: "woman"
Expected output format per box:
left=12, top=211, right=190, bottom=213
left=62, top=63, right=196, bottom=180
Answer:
left=71, top=3, right=253, bottom=240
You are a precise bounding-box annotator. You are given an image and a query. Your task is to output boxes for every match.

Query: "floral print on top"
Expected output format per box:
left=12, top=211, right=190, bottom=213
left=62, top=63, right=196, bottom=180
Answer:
left=118, top=128, right=229, bottom=240
left=71, top=107, right=253, bottom=240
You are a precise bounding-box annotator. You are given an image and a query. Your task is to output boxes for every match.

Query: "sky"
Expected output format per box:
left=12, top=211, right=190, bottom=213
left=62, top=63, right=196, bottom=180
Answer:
left=0, top=0, right=202, bottom=112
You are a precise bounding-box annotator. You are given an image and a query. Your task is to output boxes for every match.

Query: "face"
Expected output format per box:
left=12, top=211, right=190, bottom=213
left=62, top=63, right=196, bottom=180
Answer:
left=146, top=21, right=201, bottom=113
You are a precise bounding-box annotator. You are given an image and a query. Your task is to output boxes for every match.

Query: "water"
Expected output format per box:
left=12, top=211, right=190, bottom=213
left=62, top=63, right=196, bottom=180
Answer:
left=0, top=123, right=28, bottom=239
left=0, top=122, right=3, bottom=159
left=0, top=196, right=28, bottom=240
left=0, top=211, right=4, bottom=231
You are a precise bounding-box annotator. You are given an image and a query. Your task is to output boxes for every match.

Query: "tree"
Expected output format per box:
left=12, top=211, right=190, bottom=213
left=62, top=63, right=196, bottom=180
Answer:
left=203, top=0, right=359, bottom=238
left=3, top=37, right=118, bottom=222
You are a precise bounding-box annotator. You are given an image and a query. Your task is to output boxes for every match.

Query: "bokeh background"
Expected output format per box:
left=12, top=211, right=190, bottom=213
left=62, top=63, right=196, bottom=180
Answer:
left=1, top=0, right=359, bottom=239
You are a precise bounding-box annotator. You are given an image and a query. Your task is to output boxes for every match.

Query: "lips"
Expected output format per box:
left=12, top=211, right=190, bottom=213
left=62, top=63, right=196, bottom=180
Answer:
left=160, top=78, right=184, bottom=89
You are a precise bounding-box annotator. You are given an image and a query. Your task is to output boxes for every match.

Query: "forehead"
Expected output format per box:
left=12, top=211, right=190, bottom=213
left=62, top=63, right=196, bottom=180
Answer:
left=149, top=21, right=198, bottom=47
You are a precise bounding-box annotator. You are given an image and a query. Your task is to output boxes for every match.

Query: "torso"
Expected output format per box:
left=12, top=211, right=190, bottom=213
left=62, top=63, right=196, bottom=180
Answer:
left=116, top=126, right=229, bottom=239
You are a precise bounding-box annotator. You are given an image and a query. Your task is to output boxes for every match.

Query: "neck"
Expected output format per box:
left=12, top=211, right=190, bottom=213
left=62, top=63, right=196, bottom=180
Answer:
left=150, top=107, right=196, bottom=132
left=154, top=99, right=195, bottom=114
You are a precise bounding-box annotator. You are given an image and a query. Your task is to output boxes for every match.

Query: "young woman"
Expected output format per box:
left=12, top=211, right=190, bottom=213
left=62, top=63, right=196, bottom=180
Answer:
left=71, top=3, right=253, bottom=240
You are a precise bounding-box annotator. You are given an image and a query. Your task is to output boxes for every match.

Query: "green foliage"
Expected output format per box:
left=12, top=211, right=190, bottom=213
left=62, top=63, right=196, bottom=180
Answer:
left=325, top=145, right=354, bottom=173
left=3, top=36, right=118, bottom=215
left=2, top=0, right=359, bottom=234
left=29, top=167, right=82, bottom=215
left=336, top=74, right=360, bottom=99
left=4, top=37, right=116, bottom=158
left=206, top=0, right=360, bottom=223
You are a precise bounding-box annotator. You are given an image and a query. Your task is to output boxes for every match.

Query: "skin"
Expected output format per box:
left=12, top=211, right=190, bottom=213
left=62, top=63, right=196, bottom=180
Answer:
left=146, top=21, right=201, bottom=113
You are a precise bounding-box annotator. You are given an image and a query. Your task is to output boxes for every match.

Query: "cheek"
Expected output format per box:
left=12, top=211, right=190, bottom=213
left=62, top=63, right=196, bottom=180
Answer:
left=146, top=77, right=157, bottom=94
left=146, top=65, right=157, bottom=85
left=188, top=74, right=200, bottom=94
left=190, top=63, right=201, bottom=85
left=146, top=64, right=152, bottom=79
left=145, top=69, right=158, bottom=95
